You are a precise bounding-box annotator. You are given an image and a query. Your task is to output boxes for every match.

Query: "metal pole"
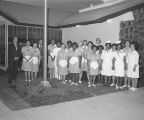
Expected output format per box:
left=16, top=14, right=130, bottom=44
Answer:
left=41, top=0, right=50, bottom=86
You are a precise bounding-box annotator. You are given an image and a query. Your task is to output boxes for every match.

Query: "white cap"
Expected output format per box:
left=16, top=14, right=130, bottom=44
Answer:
left=105, top=41, right=111, bottom=44
left=116, top=41, right=121, bottom=44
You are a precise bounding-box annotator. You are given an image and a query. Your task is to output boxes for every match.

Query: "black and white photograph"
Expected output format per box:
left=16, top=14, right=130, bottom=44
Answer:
left=0, top=0, right=144, bottom=120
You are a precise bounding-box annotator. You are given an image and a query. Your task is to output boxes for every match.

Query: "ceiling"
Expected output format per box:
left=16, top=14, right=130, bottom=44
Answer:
left=1, top=0, right=144, bottom=27
left=3, top=0, right=117, bottom=13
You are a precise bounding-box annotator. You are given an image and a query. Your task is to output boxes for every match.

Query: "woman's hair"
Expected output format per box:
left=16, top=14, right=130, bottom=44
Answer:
left=72, top=42, right=78, bottom=48
left=56, top=41, right=61, bottom=44
left=105, top=43, right=111, bottom=48
left=131, top=41, right=138, bottom=50
left=111, top=43, right=117, bottom=47
left=26, top=40, right=30, bottom=44
left=33, top=42, right=38, bottom=45
left=98, top=45, right=104, bottom=50
left=92, top=45, right=97, bottom=50
left=51, top=38, right=56, bottom=42
left=87, top=41, right=93, bottom=46
left=116, top=43, right=122, bottom=49
left=67, top=40, right=72, bottom=45
left=125, top=40, right=131, bottom=45
left=83, top=40, right=87, bottom=43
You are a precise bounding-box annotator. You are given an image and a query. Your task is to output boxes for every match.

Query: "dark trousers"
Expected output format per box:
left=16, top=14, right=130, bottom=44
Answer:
left=8, top=60, right=19, bottom=84
left=39, top=60, right=43, bottom=78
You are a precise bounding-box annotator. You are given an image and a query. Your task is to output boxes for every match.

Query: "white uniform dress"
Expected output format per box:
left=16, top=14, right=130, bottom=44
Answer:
left=101, top=50, right=113, bottom=76
left=115, top=50, right=126, bottom=77
left=127, top=50, right=139, bottom=78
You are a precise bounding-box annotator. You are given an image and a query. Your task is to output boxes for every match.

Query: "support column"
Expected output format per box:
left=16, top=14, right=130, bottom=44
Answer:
left=41, top=0, right=50, bottom=86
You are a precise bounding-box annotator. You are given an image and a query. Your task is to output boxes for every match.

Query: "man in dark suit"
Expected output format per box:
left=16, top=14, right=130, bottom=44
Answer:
left=8, top=37, right=21, bottom=84
left=38, top=39, right=43, bottom=78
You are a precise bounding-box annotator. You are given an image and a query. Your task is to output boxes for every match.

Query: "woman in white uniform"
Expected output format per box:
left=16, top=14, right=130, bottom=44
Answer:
left=101, top=41, right=112, bottom=86
left=114, top=41, right=126, bottom=89
left=127, top=42, right=139, bottom=91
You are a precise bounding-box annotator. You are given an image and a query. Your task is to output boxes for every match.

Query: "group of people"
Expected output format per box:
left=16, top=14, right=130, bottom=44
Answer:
left=48, top=38, right=139, bottom=91
left=8, top=37, right=139, bottom=91
left=8, top=37, right=43, bottom=84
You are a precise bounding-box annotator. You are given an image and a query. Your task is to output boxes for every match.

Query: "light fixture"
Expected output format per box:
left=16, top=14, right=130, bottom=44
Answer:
left=79, top=0, right=126, bottom=13
left=76, top=25, right=80, bottom=27
left=106, top=19, right=113, bottom=23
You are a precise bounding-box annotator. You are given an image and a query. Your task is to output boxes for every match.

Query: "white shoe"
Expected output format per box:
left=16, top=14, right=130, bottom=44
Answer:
left=130, top=87, right=137, bottom=91
left=122, top=85, right=127, bottom=88
left=129, top=87, right=134, bottom=91
left=116, top=85, right=119, bottom=89
left=71, top=82, right=75, bottom=85
left=78, top=81, right=82, bottom=83
left=69, top=80, right=72, bottom=83
left=128, top=85, right=131, bottom=88
left=110, top=83, right=115, bottom=87
left=120, top=86, right=123, bottom=89
left=65, top=80, right=68, bottom=82
left=88, top=84, right=92, bottom=87
left=134, top=88, right=137, bottom=91
left=92, top=84, right=96, bottom=87
left=28, top=80, right=31, bottom=82
left=62, top=81, right=66, bottom=84
left=75, top=83, right=78, bottom=86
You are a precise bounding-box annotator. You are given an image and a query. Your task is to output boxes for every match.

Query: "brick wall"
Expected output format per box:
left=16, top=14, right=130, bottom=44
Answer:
left=120, top=7, right=144, bottom=87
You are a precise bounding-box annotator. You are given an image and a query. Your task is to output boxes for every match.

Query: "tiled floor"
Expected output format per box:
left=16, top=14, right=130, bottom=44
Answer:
left=0, top=88, right=144, bottom=120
